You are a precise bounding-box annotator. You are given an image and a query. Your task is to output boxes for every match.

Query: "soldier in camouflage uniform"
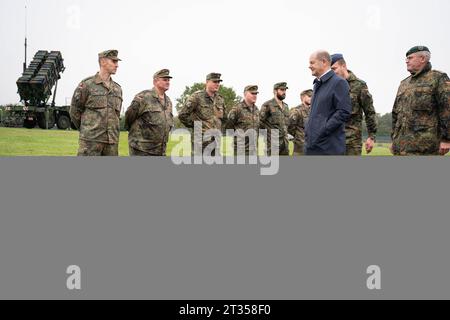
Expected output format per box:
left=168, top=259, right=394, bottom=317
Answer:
left=124, top=69, right=174, bottom=156
left=288, top=89, right=313, bottom=156
left=70, top=50, right=123, bottom=156
left=226, top=85, right=260, bottom=156
left=260, top=82, right=290, bottom=156
left=178, top=73, right=225, bottom=155
left=331, top=54, right=378, bottom=155
left=391, top=46, right=450, bottom=156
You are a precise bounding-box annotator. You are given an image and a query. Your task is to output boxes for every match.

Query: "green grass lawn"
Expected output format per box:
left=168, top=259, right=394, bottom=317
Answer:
left=0, top=127, right=394, bottom=157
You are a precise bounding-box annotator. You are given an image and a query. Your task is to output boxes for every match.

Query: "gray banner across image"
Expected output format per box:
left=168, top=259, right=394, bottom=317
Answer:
left=0, top=157, right=448, bottom=299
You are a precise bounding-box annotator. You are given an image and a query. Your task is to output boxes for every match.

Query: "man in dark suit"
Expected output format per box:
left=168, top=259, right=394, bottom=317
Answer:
left=305, top=50, right=352, bottom=155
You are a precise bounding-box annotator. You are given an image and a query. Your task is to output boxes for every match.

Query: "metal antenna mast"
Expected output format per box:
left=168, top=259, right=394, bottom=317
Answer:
left=23, top=3, right=28, bottom=74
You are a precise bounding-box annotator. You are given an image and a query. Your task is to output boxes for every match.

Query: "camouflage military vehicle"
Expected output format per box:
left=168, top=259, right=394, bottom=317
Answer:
left=2, top=50, right=73, bottom=130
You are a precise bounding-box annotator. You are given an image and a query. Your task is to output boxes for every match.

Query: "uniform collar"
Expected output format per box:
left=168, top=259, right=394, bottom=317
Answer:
left=347, top=70, right=357, bottom=82
left=94, top=72, right=113, bottom=85
left=300, top=103, right=311, bottom=110
left=150, top=88, right=168, bottom=108
left=243, top=100, right=256, bottom=110
left=204, top=90, right=217, bottom=100
left=150, top=87, right=166, bottom=99
left=271, top=97, right=286, bottom=109
left=412, top=63, right=432, bottom=78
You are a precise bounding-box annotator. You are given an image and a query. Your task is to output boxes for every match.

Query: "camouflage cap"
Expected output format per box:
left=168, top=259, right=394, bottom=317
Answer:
left=406, top=46, right=430, bottom=57
left=98, top=50, right=121, bottom=61
left=274, top=82, right=288, bottom=90
left=244, top=85, right=259, bottom=94
left=206, top=73, right=223, bottom=82
left=153, top=69, right=172, bottom=79
left=98, top=50, right=122, bottom=61
left=300, top=89, right=313, bottom=97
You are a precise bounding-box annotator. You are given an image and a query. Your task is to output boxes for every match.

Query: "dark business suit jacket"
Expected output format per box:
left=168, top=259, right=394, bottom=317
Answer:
left=305, top=70, right=352, bottom=155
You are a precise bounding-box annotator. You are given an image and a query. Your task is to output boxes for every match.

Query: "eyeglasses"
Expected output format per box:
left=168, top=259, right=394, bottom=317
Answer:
left=212, top=80, right=222, bottom=84
left=250, top=92, right=258, bottom=96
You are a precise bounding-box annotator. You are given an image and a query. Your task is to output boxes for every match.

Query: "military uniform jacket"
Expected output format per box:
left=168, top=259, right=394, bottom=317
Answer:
left=288, top=104, right=310, bottom=147
left=259, top=98, right=290, bottom=138
left=226, top=101, right=260, bottom=132
left=125, top=88, right=174, bottom=156
left=392, top=63, right=450, bottom=155
left=70, top=73, right=123, bottom=144
left=178, top=90, right=225, bottom=134
left=346, top=71, right=377, bottom=146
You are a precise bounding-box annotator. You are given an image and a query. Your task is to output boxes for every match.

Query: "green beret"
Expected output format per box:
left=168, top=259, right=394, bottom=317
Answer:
left=206, top=73, right=223, bottom=82
left=98, top=49, right=121, bottom=61
left=244, top=85, right=259, bottom=94
left=300, top=89, right=313, bottom=97
left=274, top=82, right=288, bottom=90
left=153, top=69, right=172, bottom=79
left=406, top=46, right=430, bottom=57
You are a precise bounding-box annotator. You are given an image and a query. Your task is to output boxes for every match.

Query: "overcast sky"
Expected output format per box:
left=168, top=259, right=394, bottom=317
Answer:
left=1, top=0, right=449, bottom=115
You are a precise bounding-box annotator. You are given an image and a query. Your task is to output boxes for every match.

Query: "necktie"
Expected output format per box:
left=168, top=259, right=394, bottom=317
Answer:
left=313, top=78, right=322, bottom=91
left=310, top=78, right=322, bottom=115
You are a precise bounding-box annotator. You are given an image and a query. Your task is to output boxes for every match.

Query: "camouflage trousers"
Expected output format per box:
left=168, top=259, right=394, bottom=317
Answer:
left=191, top=137, right=220, bottom=156
left=345, top=144, right=363, bottom=156
left=292, top=142, right=305, bottom=156
left=232, top=137, right=259, bottom=156
left=392, top=142, right=440, bottom=156
left=232, top=146, right=258, bottom=157
left=129, top=146, right=164, bottom=157
left=266, top=136, right=290, bottom=156
left=77, top=140, right=119, bottom=156
left=394, top=152, right=440, bottom=156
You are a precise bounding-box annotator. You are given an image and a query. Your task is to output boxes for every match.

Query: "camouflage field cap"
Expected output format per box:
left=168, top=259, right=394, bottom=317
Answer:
left=153, top=69, right=172, bottom=79
left=300, top=89, right=313, bottom=97
left=274, top=82, right=288, bottom=90
left=98, top=50, right=121, bottom=61
left=406, top=46, right=430, bottom=57
left=244, top=85, right=259, bottom=94
left=206, top=73, right=223, bottom=82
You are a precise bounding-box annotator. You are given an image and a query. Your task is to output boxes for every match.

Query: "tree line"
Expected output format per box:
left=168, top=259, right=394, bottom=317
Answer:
left=1, top=84, right=392, bottom=139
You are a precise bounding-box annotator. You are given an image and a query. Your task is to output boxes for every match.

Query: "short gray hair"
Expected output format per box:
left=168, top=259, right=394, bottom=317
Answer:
left=417, top=51, right=431, bottom=62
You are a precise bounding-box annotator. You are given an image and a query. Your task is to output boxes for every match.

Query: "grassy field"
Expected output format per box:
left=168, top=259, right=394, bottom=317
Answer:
left=0, top=127, right=393, bottom=157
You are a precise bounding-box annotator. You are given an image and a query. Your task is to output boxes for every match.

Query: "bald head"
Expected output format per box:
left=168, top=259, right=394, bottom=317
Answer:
left=309, top=50, right=332, bottom=78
